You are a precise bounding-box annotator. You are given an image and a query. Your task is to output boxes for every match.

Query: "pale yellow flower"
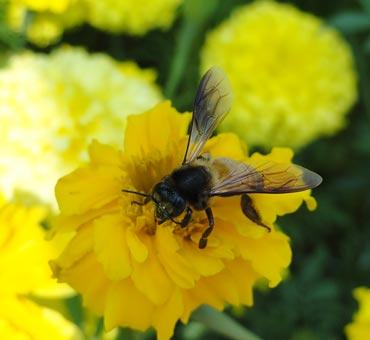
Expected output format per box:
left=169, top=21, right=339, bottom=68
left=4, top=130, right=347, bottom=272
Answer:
left=346, top=287, right=370, bottom=340
left=0, top=46, right=162, bottom=206
left=51, top=101, right=317, bottom=339
left=201, top=0, right=357, bottom=149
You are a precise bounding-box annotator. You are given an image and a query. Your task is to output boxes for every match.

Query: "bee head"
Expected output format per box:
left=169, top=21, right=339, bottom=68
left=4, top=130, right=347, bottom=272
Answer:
left=152, top=181, right=186, bottom=224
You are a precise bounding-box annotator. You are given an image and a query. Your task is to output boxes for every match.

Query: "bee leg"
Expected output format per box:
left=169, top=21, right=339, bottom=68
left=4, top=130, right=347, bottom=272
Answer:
left=180, top=207, right=193, bottom=228
left=199, top=207, right=214, bottom=249
left=240, top=194, right=271, bottom=232
left=131, top=196, right=151, bottom=206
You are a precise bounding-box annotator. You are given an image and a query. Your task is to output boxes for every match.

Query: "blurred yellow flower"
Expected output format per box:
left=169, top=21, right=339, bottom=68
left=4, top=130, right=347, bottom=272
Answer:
left=51, top=101, right=317, bottom=340
left=0, top=297, right=80, bottom=339
left=0, top=199, right=51, bottom=294
left=346, top=287, right=370, bottom=340
left=86, top=0, right=182, bottom=35
left=201, top=0, right=357, bottom=149
left=0, top=46, right=162, bottom=206
left=6, top=0, right=181, bottom=46
left=6, top=0, right=85, bottom=46
left=0, top=196, right=80, bottom=339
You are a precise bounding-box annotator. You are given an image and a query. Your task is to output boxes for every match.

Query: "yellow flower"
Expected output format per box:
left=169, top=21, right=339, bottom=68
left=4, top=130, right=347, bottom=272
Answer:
left=0, top=46, right=162, bottom=206
left=17, top=0, right=72, bottom=13
left=0, top=198, right=51, bottom=294
left=346, top=287, right=370, bottom=340
left=0, top=297, right=80, bottom=339
left=51, top=101, right=317, bottom=339
left=0, top=196, right=80, bottom=339
left=85, top=0, right=182, bottom=35
left=6, top=0, right=181, bottom=46
left=201, top=0, right=357, bottom=149
left=6, top=0, right=85, bottom=46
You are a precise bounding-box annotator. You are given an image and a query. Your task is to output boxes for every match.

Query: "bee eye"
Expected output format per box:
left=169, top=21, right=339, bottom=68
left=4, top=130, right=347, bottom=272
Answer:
left=152, top=193, right=160, bottom=203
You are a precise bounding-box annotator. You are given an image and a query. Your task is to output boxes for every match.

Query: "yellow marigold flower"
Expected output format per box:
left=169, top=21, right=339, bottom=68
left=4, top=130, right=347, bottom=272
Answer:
left=20, top=0, right=72, bottom=13
left=201, top=0, right=357, bottom=149
left=86, top=0, right=182, bottom=35
left=0, top=196, right=80, bottom=339
left=0, top=46, right=162, bottom=206
left=346, top=287, right=370, bottom=340
left=6, top=0, right=181, bottom=46
left=6, top=0, right=85, bottom=46
left=51, top=101, right=317, bottom=339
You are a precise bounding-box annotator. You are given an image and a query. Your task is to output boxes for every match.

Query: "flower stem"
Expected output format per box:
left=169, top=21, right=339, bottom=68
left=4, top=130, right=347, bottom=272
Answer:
left=165, top=0, right=219, bottom=99
left=191, top=306, right=263, bottom=340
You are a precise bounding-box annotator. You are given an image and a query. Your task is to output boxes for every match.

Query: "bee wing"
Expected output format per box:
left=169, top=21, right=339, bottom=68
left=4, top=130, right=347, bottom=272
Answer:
left=183, top=66, right=233, bottom=164
left=210, top=157, right=322, bottom=196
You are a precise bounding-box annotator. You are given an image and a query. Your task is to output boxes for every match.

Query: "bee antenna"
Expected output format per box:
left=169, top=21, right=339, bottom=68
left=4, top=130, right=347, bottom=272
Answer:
left=121, top=189, right=150, bottom=197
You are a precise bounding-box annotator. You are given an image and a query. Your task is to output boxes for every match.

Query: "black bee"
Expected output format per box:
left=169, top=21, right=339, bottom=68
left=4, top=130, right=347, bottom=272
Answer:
left=123, top=67, right=322, bottom=249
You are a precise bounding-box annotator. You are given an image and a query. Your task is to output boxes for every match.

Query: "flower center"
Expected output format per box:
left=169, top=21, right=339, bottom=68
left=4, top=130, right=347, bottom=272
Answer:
left=121, top=141, right=210, bottom=242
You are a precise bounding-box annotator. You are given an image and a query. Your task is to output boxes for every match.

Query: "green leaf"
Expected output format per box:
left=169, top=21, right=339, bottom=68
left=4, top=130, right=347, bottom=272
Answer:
left=364, top=34, right=370, bottom=53
left=359, top=0, right=370, bottom=16
left=329, top=11, right=370, bottom=34
left=191, top=305, right=263, bottom=340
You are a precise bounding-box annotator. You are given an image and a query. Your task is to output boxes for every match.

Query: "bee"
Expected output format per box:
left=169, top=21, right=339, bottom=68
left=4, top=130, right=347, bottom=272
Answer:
left=123, top=67, right=322, bottom=249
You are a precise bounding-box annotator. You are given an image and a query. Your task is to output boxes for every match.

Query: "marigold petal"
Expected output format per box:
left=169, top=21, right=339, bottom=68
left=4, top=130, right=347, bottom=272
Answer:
left=89, top=140, right=122, bottom=166
left=186, top=278, right=225, bottom=311
left=56, top=226, right=93, bottom=269
left=51, top=201, right=121, bottom=234
left=56, top=165, right=122, bottom=215
left=305, top=195, right=317, bottom=211
left=104, top=280, right=154, bottom=332
left=124, top=101, right=190, bottom=158
left=346, top=287, right=370, bottom=340
left=203, top=269, right=241, bottom=306
left=156, top=228, right=199, bottom=289
left=57, top=253, right=110, bottom=314
left=264, top=147, right=294, bottom=163
left=94, top=214, right=132, bottom=281
left=153, top=289, right=184, bottom=340
left=131, top=237, right=174, bottom=305
left=180, top=291, right=201, bottom=324
left=228, top=258, right=259, bottom=306
left=204, top=133, right=247, bottom=160
left=213, top=197, right=267, bottom=239
left=181, top=242, right=225, bottom=277
left=252, top=190, right=314, bottom=225
left=239, top=231, right=292, bottom=287
left=346, top=322, right=370, bottom=340
left=126, top=228, right=148, bottom=263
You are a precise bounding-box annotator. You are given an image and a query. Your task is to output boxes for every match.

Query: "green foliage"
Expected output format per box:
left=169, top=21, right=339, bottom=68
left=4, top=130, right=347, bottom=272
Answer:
left=0, top=0, right=26, bottom=51
left=1, top=0, right=369, bottom=339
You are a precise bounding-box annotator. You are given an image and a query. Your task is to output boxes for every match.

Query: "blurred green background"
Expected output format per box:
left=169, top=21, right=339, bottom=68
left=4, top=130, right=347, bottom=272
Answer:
left=1, top=0, right=370, bottom=339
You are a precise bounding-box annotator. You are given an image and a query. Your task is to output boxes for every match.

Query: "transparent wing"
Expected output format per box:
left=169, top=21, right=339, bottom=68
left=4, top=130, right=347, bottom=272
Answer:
left=210, top=157, right=322, bottom=196
left=183, top=66, right=233, bottom=164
